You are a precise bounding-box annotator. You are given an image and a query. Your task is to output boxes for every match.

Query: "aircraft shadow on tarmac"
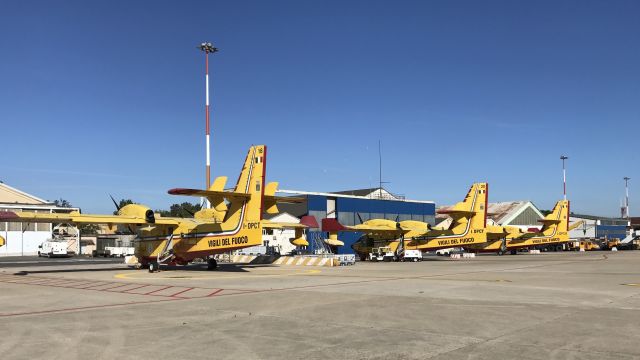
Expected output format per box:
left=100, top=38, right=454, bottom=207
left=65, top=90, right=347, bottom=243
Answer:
left=12, top=267, right=129, bottom=275
left=10, top=262, right=279, bottom=275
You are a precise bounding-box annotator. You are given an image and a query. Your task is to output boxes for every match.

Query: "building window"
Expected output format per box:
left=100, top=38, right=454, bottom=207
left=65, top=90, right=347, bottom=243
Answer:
left=8, top=222, right=21, bottom=231
left=338, top=212, right=355, bottom=226
left=36, top=222, right=50, bottom=232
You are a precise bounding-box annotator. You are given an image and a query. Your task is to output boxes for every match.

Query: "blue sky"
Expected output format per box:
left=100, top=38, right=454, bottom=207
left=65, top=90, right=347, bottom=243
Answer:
left=1, top=0, right=638, bottom=216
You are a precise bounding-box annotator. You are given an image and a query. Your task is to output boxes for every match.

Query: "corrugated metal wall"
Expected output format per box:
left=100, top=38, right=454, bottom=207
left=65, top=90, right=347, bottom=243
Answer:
left=596, top=225, right=627, bottom=239
left=508, top=207, right=542, bottom=226
left=303, top=196, right=435, bottom=254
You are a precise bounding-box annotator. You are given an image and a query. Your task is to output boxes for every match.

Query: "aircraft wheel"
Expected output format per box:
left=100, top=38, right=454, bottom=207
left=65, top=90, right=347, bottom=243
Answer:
left=510, top=250, right=517, bottom=255
left=413, top=258, right=418, bottom=262
left=497, top=250, right=504, bottom=256
left=207, top=258, right=218, bottom=270
left=148, top=262, right=159, bottom=273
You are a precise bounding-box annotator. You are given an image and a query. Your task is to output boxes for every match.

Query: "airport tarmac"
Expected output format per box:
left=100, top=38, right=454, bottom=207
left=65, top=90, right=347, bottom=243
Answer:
left=1, top=251, right=640, bottom=360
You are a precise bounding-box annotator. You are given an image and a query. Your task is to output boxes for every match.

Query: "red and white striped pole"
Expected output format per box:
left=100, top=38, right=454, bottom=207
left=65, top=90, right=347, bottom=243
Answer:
left=199, top=42, right=218, bottom=198
left=560, top=155, right=568, bottom=200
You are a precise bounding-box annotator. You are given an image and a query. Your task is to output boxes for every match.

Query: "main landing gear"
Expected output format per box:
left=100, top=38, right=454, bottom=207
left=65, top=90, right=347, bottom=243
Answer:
left=207, top=258, right=218, bottom=271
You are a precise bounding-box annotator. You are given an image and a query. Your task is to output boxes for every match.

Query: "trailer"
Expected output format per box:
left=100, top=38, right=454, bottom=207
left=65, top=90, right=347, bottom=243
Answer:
left=369, top=246, right=396, bottom=262
left=401, top=249, right=422, bottom=262
left=104, top=246, right=135, bottom=257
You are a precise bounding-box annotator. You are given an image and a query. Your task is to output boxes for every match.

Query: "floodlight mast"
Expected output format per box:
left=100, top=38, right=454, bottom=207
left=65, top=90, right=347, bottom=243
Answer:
left=624, top=177, right=631, bottom=219
left=560, top=155, right=568, bottom=200
left=199, top=42, right=218, bottom=197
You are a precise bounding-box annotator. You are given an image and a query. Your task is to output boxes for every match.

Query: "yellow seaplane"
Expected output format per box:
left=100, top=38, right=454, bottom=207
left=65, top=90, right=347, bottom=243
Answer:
left=0, top=145, right=312, bottom=272
left=322, top=183, right=489, bottom=261
left=463, top=199, right=582, bottom=255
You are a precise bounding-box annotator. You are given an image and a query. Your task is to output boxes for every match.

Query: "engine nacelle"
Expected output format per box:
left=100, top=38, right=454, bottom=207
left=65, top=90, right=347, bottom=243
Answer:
left=118, top=204, right=155, bottom=223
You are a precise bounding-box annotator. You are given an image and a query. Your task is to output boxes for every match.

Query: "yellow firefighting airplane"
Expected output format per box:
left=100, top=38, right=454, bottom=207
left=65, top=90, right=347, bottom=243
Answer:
left=464, top=199, right=581, bottom=254
left=0, top=145, right=310, bottom=272
left=322, top=183, right=489, bottom=260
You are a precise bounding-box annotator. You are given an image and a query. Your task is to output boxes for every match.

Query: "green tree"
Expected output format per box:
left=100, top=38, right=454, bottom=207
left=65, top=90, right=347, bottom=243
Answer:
left=53, top=198, right=72, bottom=208
left=156, top=202, right=202, bottom=218
left=78, top=223, right=100, bottom=235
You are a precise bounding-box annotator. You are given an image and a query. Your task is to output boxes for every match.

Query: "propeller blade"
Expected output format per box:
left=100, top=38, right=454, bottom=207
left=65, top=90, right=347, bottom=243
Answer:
left=109, top=194, right=121, bottom=211
left=181, top=206, right=195, bottom=217
left=356, top=213, right=364, bottom=224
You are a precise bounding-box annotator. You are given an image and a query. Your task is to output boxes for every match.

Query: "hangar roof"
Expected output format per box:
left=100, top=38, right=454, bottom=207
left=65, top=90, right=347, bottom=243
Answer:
left=437, top=201, right=544, bottom=226
left=0, top=182, right=49, bottom=205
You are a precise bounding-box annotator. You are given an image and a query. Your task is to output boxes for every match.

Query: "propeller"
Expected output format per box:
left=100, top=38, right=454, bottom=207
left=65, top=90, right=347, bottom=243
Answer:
left=356, top=212, right=364, bottom=224
left=108, top=195, right=136, bottom=235
left=180, top=205, right=195, bottom=217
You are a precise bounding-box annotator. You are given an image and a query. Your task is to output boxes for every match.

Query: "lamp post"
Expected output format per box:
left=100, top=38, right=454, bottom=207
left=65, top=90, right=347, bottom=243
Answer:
left=560, top=155, right=568, bottom=200
left=624, top=177, right=630, bottom=219
left=198, top=42, right=218, bottom=195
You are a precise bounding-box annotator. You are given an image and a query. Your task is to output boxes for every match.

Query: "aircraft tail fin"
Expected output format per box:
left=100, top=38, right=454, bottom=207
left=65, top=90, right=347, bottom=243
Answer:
left=441, top=182, right=488, bottom=232
left=226, top=145, right=267, bottom=223
left=538, top=200, right=569, bottom=235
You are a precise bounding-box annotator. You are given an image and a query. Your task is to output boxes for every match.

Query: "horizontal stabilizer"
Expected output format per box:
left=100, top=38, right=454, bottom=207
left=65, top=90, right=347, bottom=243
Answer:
left=437, top=209, right=475, bottom=215
left=168, top=188, right=250, bottom=200
left=300, top=215, right=319, bottom=228
left=264, top=195, right=306, bottom=203
left=538, top=219, right=561, bottom=224
left=322, top=218, right=349, bottom=232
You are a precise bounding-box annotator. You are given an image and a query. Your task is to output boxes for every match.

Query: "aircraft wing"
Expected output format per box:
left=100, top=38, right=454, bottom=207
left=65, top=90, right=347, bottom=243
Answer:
left=322, top=218, right=404, bottom=234
left=568, top=220, right=584, bottom=231
left=261, top=220, right=307, bottom=229
left=0, top=211, right=178, bottom=225
left=168, top=188, right=251, bottom=200
left=261, top=215, right=317, bottom=229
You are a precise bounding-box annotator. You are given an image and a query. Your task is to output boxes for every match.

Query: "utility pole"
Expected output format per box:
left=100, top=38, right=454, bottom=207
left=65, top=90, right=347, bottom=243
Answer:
left=378, top=140, right=382, bottom=198
left=560, top=155, right=568, bottom=200
left=198, top=42, right=218, bottom=195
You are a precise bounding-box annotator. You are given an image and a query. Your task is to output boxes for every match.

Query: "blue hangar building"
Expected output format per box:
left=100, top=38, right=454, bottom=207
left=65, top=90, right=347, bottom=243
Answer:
left=277, top=187, right=435, bottom=254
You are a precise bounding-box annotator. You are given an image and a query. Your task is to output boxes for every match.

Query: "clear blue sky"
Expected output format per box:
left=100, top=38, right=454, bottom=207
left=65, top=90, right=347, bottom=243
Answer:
left=1, top=0, right=638, bottom=216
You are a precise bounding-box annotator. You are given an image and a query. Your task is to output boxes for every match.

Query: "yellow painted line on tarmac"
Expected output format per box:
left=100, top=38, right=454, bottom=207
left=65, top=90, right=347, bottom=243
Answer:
left=114, top=269, right=322, bottom=280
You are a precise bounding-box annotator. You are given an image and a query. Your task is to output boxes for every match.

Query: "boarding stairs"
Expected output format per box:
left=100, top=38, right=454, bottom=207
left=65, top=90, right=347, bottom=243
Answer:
left=621, top=230, right=639, bottom=244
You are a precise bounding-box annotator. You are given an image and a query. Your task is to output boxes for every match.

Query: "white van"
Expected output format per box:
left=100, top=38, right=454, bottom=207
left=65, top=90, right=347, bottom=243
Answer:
left=38, top=239, right=69, bottom=257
